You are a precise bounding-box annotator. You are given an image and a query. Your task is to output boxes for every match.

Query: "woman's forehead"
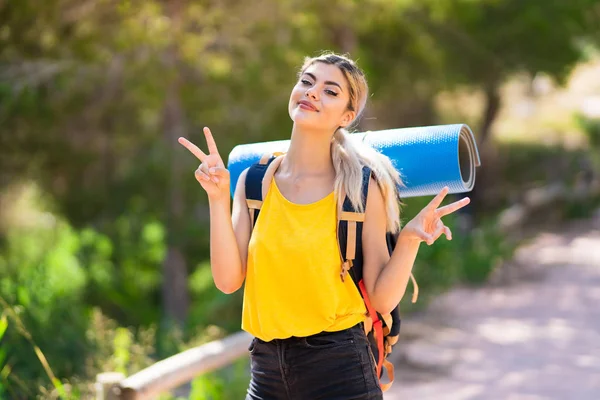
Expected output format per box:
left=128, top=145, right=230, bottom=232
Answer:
left=303, top=62, right=346, bottom=83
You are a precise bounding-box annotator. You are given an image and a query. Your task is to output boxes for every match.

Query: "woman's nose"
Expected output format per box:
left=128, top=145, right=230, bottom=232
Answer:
left=305, top=88, right=317, bottom=100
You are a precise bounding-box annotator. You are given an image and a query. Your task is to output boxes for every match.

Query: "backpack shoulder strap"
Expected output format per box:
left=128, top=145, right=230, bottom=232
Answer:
left=337, top=165, right=392, bottom=379
left=337, top=166, right=418, bottom=391
left=245, top=153, right=284, bottom=228
left=337, top=168, right=419, bottom=303
left=337, top=165, right=372, bottom=283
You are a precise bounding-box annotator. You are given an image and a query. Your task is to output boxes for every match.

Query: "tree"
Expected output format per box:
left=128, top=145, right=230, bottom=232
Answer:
left=405, top=0, right=598, bottom=218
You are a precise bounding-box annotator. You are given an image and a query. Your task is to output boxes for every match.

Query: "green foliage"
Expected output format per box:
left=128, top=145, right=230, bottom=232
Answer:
left=576, top=114, right=600, bottom=149
left=187, top=262, right=244, bottom=333
left=188, top=358, right=250, bottom=400
left=0, top=207, right=90, bottom=391
left=0, top=315, right=9, bottom=398
left=84, top=309, right=156, bottom=379
left=415, top=0, right=597, bottom=86
left=0, top=185, right=157, bottom=396
left=81, top=210, right=167, bottom=327
left=459, top=222, right=516, bottom=284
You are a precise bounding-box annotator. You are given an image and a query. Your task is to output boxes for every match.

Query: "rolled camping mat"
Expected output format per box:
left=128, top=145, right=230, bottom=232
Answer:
left=227, top=124, right=481, bottom=198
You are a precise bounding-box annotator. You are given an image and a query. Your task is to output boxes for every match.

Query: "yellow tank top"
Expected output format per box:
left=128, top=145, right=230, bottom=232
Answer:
left=241, top=178, right=366, bottom=342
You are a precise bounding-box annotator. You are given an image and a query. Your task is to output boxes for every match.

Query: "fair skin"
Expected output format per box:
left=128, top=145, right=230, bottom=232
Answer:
left=178, top=61, right=470, bottom=313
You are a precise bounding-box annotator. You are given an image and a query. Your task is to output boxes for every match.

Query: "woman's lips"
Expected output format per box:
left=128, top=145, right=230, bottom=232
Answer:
left=298, top=100, right=318, bottom=111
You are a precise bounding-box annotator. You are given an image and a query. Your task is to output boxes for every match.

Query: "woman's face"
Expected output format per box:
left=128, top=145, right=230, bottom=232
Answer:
left=288, top=62, right=355, bottom=133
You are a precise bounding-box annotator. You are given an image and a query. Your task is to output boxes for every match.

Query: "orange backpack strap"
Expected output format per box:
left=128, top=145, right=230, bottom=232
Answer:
left=358, top=274, right=397, bottom=392
left=358, top=279, right=385, bottom=382
left=337, top=166, right=418, bottom=392
left=337, top=167, right=387, bottom=381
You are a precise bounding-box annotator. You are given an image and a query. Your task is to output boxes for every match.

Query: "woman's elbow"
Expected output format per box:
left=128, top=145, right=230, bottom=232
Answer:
left=372, top=291, right=404, bottom=315
left=373, top=302, right=395, bottom=316
left=213, top=270, right=245, bottom=294
left=215, top=279, right=243, bottom=294
left=217, top=285, right=240, bottom=295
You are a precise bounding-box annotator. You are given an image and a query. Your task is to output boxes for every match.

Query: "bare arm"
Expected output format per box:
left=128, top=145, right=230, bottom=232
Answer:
left=361, top=178, right=420, bottom=314
left=229, top=168, right=252, bottom=286
left=178, top=128, right=252, bottom=294
left=362, top=179, right=470, bottom=314
left=206, top=169, right=251, bottom=293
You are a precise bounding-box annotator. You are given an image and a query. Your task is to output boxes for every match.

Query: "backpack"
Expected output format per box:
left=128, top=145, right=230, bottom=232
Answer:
left=244, top=153, right=419, bottom=392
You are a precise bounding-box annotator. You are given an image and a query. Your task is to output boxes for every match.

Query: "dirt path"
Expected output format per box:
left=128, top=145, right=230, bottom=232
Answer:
left=384, top=214, right=600, bottom=400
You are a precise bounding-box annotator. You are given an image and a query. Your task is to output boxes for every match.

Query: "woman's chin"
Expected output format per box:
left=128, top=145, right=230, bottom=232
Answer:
left=292, top=120, right=319, bottom=131
left=291, top=110, right=319, bottom=126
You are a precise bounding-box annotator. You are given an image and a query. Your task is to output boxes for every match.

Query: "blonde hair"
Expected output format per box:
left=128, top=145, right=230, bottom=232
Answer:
left=299, top=52, right=403, bottom=233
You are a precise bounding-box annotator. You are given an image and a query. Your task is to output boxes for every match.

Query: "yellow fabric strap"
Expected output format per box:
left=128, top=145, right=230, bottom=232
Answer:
left=346, top=220, right=357, bottom=261
left=381, top=313, right=393, bottom=330
left=363, top=315, right=373, bottom=335
left=246, top=199, right=262, bottom=210
left=340, top=260, right=352, bottom=282
left=261, top=155, right=284, bottom=201
left=379, top=359, right=395, bottom=392
left=381, top=313, right=393, bottom=336
left=340, top=211, right=365, bottom=222
left=260, top=151, right=286, bottom=165
left=259, top=153, right=271, bottom=165
left=410, top=273, right=419, bottom=303
left=385, top=334, right=399, bottom=347
left=336, top=187, right=348, bottom=281
left=246, top=199, right=262, bottom=227
left=247, top=153, right=284, bottom=229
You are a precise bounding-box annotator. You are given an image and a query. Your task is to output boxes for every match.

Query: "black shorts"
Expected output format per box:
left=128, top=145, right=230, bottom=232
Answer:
left=245, top=322, right=383, bottom=400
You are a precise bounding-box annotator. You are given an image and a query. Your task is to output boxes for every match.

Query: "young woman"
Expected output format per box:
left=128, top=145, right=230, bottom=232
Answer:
left=179, top=53, right=470, bottom=399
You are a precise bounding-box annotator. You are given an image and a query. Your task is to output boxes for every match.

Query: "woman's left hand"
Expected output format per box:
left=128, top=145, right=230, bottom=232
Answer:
left=400, top=187, right=471, bottom=245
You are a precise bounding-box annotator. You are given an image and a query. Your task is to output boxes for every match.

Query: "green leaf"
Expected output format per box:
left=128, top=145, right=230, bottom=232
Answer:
left=0, top=315, right=7, bottom=340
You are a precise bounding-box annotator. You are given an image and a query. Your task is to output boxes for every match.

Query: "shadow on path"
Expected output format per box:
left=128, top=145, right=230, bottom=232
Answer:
left=385, top=214, right=600, bottom=400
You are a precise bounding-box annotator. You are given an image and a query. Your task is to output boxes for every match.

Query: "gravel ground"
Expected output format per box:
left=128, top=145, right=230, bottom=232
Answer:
left=384, top=214, right=600, bottom=400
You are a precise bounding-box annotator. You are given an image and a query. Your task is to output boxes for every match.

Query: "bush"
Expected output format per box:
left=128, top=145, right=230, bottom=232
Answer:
left=188, top=358, right=250, bottom=400
left=0, top=216, right=91, bottom=396
left=0, top=183, right=166, bottom=397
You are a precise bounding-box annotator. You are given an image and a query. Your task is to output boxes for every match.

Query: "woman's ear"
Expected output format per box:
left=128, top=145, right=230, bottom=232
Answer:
left=340, top=110, right=356, bottom=128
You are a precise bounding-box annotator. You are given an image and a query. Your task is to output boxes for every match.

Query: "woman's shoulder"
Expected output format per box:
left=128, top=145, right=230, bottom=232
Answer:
left=366, top=175, right=384, bottom=205
left=233, top=167, right=250, bottom=201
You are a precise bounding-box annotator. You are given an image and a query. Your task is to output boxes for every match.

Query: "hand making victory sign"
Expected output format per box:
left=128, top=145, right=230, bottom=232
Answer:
left=400, top=187, right=471, bottom=245
left=178, top=127, right=230, bottom=201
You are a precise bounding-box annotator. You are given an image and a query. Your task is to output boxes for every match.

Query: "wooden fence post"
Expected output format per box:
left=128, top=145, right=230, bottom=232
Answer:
left=95, top=330, right=253, bottom=398
left=95, top=372, right=125, bottom=400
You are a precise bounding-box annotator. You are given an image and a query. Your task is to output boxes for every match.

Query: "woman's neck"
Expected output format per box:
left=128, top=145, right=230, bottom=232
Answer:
left=279, top=125, right=335, bottom=179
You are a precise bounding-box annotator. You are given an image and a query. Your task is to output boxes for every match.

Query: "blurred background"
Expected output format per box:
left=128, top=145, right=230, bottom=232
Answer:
left=1, top=0, right=600, bottom=399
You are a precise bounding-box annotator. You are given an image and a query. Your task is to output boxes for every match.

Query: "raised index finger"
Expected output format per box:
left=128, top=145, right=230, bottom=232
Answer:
left=426, top=186, right=450, bottom=211
left=436, top=197, right=471, bottom=218
left=178, top=137, right=207, bottom=162
left=203, top=127, right=219, bottom=156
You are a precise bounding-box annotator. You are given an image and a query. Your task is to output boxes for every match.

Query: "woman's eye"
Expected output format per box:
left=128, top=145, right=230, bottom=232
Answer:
left=325, top=89, right=338, bottom=96
left=301, top=79, right=312, bottom=85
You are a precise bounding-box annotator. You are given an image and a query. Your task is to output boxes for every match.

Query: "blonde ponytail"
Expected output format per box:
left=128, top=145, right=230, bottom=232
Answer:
left=331, top=128, right=403, bottom=233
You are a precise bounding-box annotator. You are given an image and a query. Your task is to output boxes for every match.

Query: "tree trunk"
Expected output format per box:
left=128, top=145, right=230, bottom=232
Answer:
left=479, top=81, right=501, bottom=148
left=161, top=0, right=189, bottom=325
left=459, top=81, right=501, bottom=227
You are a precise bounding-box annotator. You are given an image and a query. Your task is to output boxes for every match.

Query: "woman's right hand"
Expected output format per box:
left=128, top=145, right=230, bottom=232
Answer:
left=178, top=127, right=230, bottom=202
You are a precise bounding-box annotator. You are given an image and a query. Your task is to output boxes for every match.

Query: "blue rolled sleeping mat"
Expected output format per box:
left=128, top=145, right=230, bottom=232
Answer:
left=227, top=124, right=481, bottom=198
